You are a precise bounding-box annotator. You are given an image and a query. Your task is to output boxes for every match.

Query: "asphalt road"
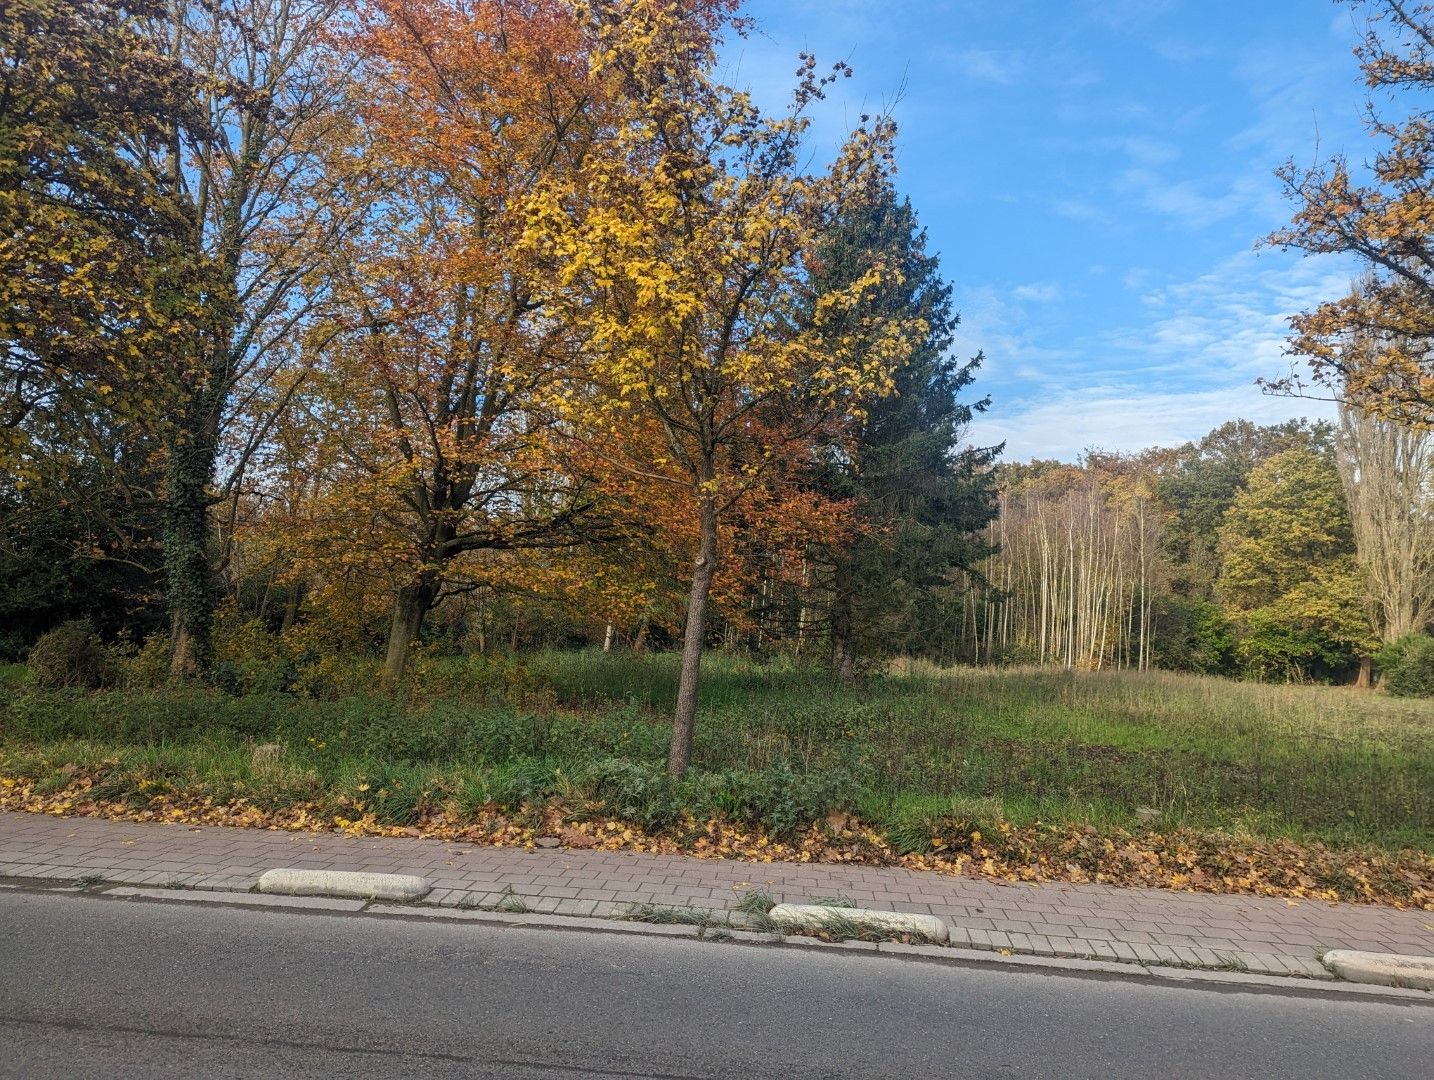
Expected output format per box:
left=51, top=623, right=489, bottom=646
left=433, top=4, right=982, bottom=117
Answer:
left=0, top=888, right=1428, bottom=1079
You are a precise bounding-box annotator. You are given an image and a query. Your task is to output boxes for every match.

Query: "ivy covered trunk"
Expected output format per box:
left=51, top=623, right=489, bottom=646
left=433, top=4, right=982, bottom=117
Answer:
left=164, top=365, right=225, bottom=680
left=668, top=493, right=718, bottom=777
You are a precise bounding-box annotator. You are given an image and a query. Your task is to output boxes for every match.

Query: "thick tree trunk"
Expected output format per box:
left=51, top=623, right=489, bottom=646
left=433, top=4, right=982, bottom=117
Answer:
left=632, top=616, right=650, bottom=655
left=669, top=495, right=718, bottom=777
left=830, top=557, right=857, bottom=681
left=383, top=580, right=437, bottom=685
left=165, top=238, right=238, bottom=680
left=1356, top=656, right=1373, bottom=689
left=603, top=622, right=615, bottom=652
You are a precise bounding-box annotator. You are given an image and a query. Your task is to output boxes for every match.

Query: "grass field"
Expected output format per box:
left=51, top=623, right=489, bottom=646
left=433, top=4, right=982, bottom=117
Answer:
left=1, top=651, right=1429, bottom=854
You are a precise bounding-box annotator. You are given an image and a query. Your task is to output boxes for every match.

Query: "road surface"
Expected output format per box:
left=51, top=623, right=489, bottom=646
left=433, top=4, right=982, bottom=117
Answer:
left=0, top=888, right=1428, bottom=1078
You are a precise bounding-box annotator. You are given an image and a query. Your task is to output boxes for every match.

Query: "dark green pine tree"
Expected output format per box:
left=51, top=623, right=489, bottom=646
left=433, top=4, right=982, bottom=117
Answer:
left=809, top=187, right=1001, bottom=677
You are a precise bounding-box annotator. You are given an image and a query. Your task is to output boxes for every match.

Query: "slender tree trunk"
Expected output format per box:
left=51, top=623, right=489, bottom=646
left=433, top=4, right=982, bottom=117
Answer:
left=669, top=494, right=718, bottom=777
left=830, top=556, right=857, bottom=681
left=280, top=582, right=302, bottom=634
left=603, top=622, right=615, bottom=652
left=383, top=580, right=437, bottom=684
left=166, top=201, right=241, bottom=679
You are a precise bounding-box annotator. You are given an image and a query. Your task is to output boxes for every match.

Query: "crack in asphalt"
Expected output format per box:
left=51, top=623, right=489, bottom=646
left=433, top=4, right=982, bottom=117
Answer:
left=0, top=1014, right=718, bottom=1080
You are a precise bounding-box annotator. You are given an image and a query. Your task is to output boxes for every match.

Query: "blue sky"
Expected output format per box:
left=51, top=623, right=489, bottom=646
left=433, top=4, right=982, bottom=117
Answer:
left=734, top=0, right=1370, bottom=460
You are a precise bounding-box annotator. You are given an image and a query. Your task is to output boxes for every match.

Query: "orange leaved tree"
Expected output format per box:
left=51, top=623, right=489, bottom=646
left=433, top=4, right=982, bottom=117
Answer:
left=317, top=0, right=614, bottom=681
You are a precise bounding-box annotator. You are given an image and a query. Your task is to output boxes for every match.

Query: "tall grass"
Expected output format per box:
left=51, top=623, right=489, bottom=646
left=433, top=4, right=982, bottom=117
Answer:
left=528, top=651, right=1433, bottom=848
left=2, top=650, right=1430, bottom=849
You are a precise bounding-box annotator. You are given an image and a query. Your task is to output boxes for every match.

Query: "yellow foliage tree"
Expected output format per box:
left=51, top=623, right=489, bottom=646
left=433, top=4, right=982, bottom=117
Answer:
left=527, top=0, right=922, bottom=774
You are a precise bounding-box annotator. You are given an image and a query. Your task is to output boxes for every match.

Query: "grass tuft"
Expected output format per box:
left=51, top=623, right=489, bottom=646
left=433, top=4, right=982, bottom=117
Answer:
left=734, top=888, right=776, bottom=915
left=494, top=885, right=529, bottom=914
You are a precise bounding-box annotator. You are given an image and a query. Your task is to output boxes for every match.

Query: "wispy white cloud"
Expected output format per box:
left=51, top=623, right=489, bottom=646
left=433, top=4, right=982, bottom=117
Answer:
left=1121, top=249, right=1357, bottom=378
left=952, top=283, right=1078, bottom=385
left=971, top=383, right=1336, bottom=461
left=1081, top=0, right=1177, bottom=31
left=1228, top=43, right=1362, bottom=164
left=1012, top=282, right=1063, bottom=303
left=950, top=47, right=1024, bottom=84
left=1102, top=135, right=1180, bottom=167
left=959, top=249, right=1357, bottom=460
left=1115, top=167, right=1275, bottom=230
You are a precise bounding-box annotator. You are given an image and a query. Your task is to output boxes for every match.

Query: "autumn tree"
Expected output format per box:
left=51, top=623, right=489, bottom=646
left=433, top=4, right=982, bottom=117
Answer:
left=1271, top=0, right=1434, bottom=423
left=1217, top=449, right=1374, bottom=680
left=142, top=0, right=357, bottom=676
left=804, top=186, right=999, bottom=678
left=1157, top=419, right=1335, bottom=599
left=301, top=0, right=615, bottom=682
left=1335, top=400, right=1434, bottom=643
left=529, top=0, right=919, bottom=774
left=0, top=0, right=198, bottom=467
left=0, top=412, right=167, bottom=657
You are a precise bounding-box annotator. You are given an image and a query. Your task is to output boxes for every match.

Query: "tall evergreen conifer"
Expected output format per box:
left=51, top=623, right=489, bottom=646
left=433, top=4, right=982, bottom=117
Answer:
left=808, top=187, right=1000, bottom=676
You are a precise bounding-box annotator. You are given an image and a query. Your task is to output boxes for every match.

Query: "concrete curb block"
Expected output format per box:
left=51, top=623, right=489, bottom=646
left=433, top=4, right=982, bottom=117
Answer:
left=768, top=903, right=951, bottom=944
left=1322, top=949, right=1434, bottom=990
left=257, top=868, right=430, bottom=902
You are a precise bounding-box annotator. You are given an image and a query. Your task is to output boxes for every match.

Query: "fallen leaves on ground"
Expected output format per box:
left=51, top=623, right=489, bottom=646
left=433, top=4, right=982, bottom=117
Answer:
left=1, top=767, right=1429, bottom=909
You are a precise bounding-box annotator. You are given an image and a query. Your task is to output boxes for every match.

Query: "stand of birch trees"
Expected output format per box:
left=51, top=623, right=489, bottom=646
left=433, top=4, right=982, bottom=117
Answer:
left=963, top=464, right=1160, bottom=670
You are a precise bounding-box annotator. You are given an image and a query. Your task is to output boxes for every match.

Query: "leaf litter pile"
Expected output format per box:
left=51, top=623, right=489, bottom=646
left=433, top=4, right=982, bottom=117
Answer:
left=3, top=761, right=1429, bottom=910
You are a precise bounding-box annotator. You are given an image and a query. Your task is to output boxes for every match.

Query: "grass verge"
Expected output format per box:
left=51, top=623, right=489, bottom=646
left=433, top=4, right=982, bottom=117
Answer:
left=1, top=652, right=1430, bottom=907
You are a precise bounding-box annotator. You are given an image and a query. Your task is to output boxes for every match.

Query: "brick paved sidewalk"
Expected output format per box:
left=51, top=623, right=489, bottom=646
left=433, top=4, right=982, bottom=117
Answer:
left=4, top=810, right=1431, bottom=980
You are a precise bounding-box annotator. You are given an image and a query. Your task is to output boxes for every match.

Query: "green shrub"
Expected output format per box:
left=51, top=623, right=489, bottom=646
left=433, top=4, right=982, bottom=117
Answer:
left=410, top=653, right=540, bottom=704
left=580, top=758, right=857, bottom=837
left=1379, top=634, right=1434, bottom=698
left=583, top=759, right=682, bottom=829
left=212, top=618, right=296, bottom=695
left=26, top=620, right=114, bottom=690
left=1236, top=609, right=1354, bottom=683
left=1151, top=598, right=1235, bottom=675
left=120, top=634, right=172, bottom=690
left=706, top=761, right=858, bottom=838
